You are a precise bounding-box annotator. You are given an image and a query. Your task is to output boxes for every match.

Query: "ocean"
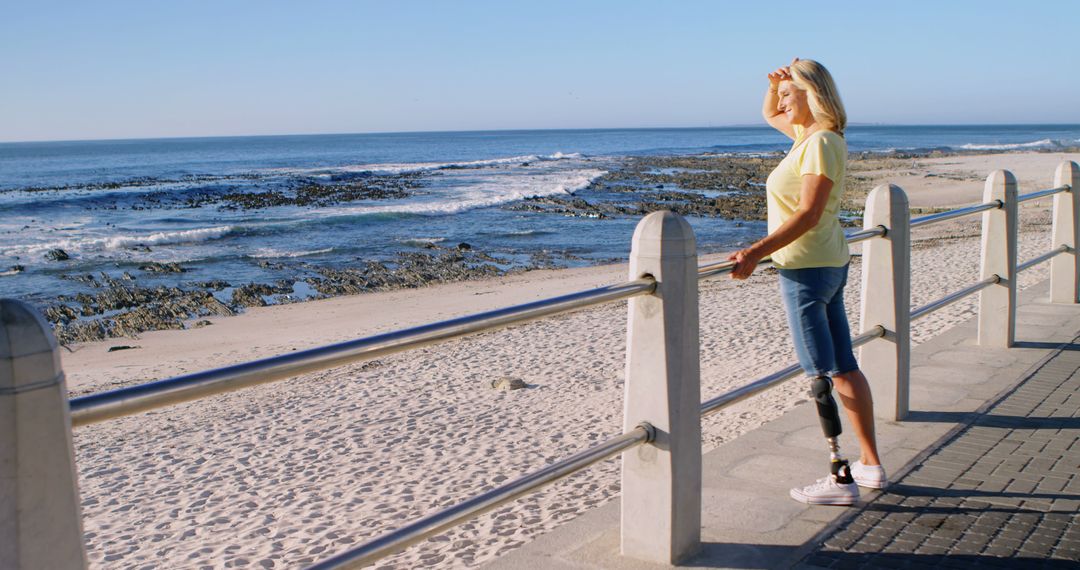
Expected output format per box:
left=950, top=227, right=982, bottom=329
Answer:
left=2, top=124, right=1079, bottom=315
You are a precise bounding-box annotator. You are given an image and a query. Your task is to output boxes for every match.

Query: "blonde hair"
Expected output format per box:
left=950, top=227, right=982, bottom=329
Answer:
left=789, top=59, right=847, bottom=136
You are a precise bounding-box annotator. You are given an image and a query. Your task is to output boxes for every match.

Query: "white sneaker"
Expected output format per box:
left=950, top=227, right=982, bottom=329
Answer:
left=851, top=461, right=888, bottom=489
left=789, top=474, right=859, bottom=506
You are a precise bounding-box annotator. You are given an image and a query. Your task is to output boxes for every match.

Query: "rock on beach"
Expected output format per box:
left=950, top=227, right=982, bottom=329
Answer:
left=491, top=377, right=528, bottom=390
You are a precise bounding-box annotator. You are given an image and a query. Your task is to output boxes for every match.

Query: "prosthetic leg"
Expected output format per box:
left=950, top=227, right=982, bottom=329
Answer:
left=811, top=376, right=854, bottom=484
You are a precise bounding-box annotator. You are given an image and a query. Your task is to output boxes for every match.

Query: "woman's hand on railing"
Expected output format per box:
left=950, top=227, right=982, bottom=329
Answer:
left=727, top=248, right=762, bottom=280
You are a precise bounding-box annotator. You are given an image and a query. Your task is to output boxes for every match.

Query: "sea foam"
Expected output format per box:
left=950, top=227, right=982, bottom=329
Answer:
left=957, top=138, right=1061, bottom=151
left=275, top=152, right=584, bottom=177
left=4, top=226, right=236, bottom=257
left=249, top=247, right=334, bottom=259
left=324, top=169, right=606, bottom=218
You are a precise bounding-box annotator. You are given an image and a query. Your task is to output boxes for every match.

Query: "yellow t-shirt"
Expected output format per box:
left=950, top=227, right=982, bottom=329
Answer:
left=765, top=125, right=849, bottom=269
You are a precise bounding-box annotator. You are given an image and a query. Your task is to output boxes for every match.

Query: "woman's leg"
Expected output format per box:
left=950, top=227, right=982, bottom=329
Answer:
left=780, top=269, right=849, bottom=464
left=831, top=369, right=881, bottom=466
left=778, top=268, right=836, bottom=377
left=781, top=267, right=865, bottom=503
left=823, top=265, right=881, bottom=466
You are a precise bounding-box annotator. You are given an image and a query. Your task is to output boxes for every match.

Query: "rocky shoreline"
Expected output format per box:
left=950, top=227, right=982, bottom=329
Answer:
left=44, top=243, right=513, bottom=344
left=508, top=155, right=778, bottom=221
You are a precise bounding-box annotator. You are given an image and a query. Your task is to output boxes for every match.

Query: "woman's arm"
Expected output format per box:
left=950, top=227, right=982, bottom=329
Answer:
left=728, top=173, right=834, bottom=279
left=763, top=60, right=798, bottom=140
left=763, top=85, right=795, bottom=140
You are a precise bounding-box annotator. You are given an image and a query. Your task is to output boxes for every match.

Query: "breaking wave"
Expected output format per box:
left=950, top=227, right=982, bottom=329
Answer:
left=277, top=152, right=585, bottom=177
left=2, top=226, right=236, bottom=257
left=957, top=138, right=1064, bottom=151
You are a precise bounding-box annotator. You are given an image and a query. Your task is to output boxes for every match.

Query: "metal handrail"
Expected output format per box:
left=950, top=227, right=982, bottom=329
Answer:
left=1018, top=244, right=1071, bottom=272
left=696, top=226, right=887, bottom=281
left=910, top=276, right=1000, bottom=321
left=306, top=425, right=652, bottom=570
left=847, top=225, right=888, bottom=245
left=700, top=325, right=885, bottom=417
left=1018, top=185, right=1070, bottom=203
left=697, top=258, right=761, bottom=280
left=907, top=185, right=1069, bottom=230
left=69, top=278, right=656, bottom=427
left=910, top=200, right=1001, bottom=229
left=907, top=243, right=1072, bottom=322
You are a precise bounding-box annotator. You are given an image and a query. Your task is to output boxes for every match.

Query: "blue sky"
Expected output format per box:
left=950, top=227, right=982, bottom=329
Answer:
left=2, top=1, right=1077, bottom=142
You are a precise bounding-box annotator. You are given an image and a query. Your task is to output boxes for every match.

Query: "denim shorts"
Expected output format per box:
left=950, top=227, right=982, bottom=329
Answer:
left=778, top=264, right=859, bottom=378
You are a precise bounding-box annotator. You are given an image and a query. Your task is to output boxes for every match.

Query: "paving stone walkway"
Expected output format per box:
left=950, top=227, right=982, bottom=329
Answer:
left=800, top=340, right=1080, bottom=569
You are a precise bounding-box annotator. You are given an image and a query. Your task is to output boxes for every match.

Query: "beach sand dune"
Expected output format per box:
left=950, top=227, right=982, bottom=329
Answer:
left=64, top=152, right=1075, bottom=568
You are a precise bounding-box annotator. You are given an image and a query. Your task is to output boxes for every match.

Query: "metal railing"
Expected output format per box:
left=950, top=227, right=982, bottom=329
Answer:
left=1019, top=185, right=1071, bottom=203
left=910, top=276, right=1001, bottom=321
left=700, top=326, right=886, bottom=418
left=309, top=425, right=654, bottom=570
left=2, top=162, right=1077, bottom=570
left=1019, top=244, right=1072, bottom=272
left=906, top=185, right=1071, bottom=323
left=69, top=278, right=656, bottom=426
left=909, top=200, right=1001, bottom=229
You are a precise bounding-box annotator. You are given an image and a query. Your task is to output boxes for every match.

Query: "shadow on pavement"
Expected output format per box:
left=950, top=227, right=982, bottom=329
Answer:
left=1013, top=341, right=1080, bottom=351
left=903, top=410, right=1080, bottom=430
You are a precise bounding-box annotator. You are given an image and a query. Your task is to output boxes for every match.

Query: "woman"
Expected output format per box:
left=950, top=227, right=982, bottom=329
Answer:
left=728, top=58, right=885, bottom=505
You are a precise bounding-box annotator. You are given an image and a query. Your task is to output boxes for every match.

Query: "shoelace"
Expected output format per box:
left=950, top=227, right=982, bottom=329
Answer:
left=806, top=475, right=837, bottom=491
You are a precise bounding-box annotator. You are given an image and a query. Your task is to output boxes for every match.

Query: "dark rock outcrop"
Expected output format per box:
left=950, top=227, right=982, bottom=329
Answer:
left=138, top=262, right=187, bottom=273
left=45, top=249, right=70, bottom=261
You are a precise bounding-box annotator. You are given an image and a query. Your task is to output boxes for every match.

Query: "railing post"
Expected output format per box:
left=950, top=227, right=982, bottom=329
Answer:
left=621, top=211, right=701, bottom=564
left=1051, top=161, right=1080, bottom=303
left=858, top=184, right=911, bottom=421
left=0, top=300, right=87, bottom=569
left=978, top=171, right=1018, bottom=347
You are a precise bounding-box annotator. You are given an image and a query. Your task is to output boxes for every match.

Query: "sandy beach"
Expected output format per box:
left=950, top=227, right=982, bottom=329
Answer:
left=62, top=151, right=1078, bottom=568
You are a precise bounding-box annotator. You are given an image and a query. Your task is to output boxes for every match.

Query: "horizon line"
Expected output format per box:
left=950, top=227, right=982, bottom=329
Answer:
left=3, top=122, right=1080, bottom=146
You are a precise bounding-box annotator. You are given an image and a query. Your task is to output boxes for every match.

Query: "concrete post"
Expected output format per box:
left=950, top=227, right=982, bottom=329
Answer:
left=978, top=171, right=1018, bottom=347
left=621, top=211, right=701, bottom=564
left=0, top=299, right=86, bottom=569
left=1050, top=161, right=1080, bottom=304
left=858, top=184, right=911, bottom=421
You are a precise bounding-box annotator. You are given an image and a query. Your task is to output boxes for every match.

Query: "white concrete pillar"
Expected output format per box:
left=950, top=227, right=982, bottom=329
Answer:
left=1051, top=161, right=1080, bottom=304
left=0, top=299, right=86, bottom=569
left=621, top=211, right=701, bottom=564
left=858, top=184, right=911, bottom=421
left=978, top=171, right=1018, bottom=347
